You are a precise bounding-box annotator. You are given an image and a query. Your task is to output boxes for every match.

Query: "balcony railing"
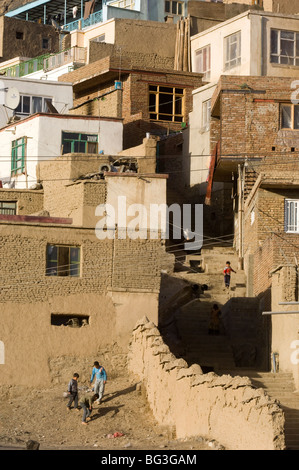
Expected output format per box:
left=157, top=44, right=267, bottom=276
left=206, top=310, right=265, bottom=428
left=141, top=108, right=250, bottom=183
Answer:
left=63, top=10, right=103, bottom=32
left=1, top=47, right=86, bottom=78
left=44, top=47, right=86, bottom=71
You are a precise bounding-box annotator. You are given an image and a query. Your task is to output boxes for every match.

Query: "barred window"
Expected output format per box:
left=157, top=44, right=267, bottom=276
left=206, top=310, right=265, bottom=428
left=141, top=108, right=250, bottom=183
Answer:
left=0, top=201, right=17, bottom=215
left=285, top=199, right=299, bottom=233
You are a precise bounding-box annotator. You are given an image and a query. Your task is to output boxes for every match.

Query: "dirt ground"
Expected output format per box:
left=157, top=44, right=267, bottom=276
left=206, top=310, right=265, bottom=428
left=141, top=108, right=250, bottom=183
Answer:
left=0, top=365, right=219, bottom=452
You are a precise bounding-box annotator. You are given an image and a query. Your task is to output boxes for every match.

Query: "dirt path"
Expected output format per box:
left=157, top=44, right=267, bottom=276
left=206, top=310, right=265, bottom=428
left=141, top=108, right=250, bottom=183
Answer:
left=0, top=370, right=217, bottom=451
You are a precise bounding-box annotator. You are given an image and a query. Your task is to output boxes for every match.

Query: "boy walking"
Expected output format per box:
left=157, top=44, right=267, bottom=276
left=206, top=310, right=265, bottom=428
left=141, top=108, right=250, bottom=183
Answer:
left=223, top=261, right=236, bottom=289
left=90, top=361, right=107, bottom=405
left=80, top=392, right=99, bottom=425
left=67, top=373, right=80, bottom=411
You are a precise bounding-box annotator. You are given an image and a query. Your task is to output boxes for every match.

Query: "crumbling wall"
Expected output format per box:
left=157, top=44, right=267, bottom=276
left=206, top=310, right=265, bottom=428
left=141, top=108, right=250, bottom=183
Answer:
left=128, top=317, right=286, bottom=450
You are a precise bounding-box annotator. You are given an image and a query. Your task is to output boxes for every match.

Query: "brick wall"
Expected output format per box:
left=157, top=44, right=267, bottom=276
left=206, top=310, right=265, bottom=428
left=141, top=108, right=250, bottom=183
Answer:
left=0, top=189, right=43, bottom=215
left=0, top=222, right=162, bottom=304
left=60, top=59, right=203, bottom=149
left=212, top=76, right=299, bottom=161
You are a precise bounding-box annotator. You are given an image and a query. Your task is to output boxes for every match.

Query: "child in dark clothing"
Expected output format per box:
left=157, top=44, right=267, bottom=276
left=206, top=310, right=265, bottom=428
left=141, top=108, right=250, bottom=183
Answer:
left=223, top=261, right=236, bottom=289
left=67, top=373, right=80, bottom=411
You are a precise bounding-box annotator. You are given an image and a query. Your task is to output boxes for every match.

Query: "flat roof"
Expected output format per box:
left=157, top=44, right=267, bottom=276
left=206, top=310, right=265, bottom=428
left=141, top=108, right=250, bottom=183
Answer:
left=5, top=0, right=81, bottom=22
left=0, top=112, right=123, bottom=133
left=191, top=9, right=299, bottom=41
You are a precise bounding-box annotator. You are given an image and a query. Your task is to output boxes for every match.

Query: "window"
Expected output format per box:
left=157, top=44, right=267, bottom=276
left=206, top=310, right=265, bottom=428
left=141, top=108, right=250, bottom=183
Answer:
left=91, top=34, right=105, bottom=43
left=16, top=31, right=24, bottom=40
left=15, top=95, right=53, bottom=116
left=0, top=201, right=17, bottom=215
left=149, top=85, right=184, bottom=123
left=11, top=138, right=26, bottom=176
left=61, top=132, right=98, bottom=154
left=285, top=199, right=299, bottom=232
left=281, top=104, right=299, bottom=130
left=42, top=38, right=49, bottom=49
left=46, top=245, right=80, bottom=277
left=165, top=0, right=184, bottom=16
left=51, top=314, right=89, bottom=327
left=224, top=31, right=241, bottom=70
left=202, top=99, right=211, bottom=131
left=108, top=0, right=135, bottom=9
left=271, top=29, right=299, bottom=66
left=195, top=45, right=211, bottom=81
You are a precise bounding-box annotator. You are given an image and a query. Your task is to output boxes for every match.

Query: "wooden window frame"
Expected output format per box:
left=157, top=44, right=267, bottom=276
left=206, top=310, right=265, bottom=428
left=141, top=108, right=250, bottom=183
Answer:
left=46, top=244, right=81, bottom=277
left=271, top=29, right=299, bottom=66
left=61, top=132, right=99, bottom=155
left=11, top=137, right=26, bottom=176
left=165, top=0, right=184, bottom=16
left=195, top=45, right=211, bottom=81
left=149, top=85, right=185, bottom=123
left=280, top=103, right=299, bottom=130
left=224, top=31, right=241, bottom=71
left=202, top=99, right=211, bottom=131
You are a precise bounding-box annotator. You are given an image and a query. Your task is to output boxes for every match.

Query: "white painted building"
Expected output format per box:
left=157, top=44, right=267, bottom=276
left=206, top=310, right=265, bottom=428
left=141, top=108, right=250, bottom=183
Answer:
left=0, top=114, right=123, bottom=189
left=0, top=76, right=73, bottom=129
left=187, top=10, right=299, bottom=189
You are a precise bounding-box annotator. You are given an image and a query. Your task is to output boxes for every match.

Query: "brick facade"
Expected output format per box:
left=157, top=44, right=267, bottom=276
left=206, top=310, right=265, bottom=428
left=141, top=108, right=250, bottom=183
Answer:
left=59, top=57, right=203, bottom=148
left=0, top=188, right=43, bottom=215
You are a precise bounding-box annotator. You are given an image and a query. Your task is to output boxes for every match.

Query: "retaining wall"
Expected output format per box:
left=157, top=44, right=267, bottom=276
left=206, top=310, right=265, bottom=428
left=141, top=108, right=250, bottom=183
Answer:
left=128, top=317, right=286, bottom=450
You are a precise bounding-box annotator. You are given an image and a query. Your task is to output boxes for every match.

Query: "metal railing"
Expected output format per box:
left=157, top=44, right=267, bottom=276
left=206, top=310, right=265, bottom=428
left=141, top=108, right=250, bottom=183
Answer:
left=43, top=47, right=86, bottom=71
left=63, top=10, right=103, bottom=32
left=1, top=47, right=86, bottom=78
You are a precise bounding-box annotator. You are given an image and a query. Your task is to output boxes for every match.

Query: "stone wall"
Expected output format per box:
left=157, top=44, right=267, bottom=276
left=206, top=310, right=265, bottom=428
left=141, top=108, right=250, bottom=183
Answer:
left=128, top=317, right=285, bottom=450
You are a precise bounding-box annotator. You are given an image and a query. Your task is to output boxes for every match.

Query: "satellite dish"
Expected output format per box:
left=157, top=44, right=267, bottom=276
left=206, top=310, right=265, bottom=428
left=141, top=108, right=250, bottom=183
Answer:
left=5, top=87, right=20, bottom=110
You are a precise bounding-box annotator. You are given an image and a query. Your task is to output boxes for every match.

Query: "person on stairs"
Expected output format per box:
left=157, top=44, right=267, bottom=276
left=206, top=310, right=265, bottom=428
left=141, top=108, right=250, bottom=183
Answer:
left=223, top=261, right=236, bottom=289
left=208, top=304, right=222, bottom=335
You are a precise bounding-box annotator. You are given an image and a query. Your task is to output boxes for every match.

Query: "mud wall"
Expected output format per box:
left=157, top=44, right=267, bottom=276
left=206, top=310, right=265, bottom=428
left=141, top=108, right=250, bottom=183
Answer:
left=128, top=317, right=285, bottom=450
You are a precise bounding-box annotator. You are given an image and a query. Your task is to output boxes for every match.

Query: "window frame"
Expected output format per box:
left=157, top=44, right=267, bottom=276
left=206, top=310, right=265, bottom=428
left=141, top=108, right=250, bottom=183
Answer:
left=285, top=199, right=299, bottom=233
left=280, top=103, right=299, bottom=130
left=0, top=201, right=17, bottom=215
left=195, top=45, right=211, bottom=81
left=202, top=99, right=211, bottom=131
left=270, top=29, right=299, bottom=66
left=61, top=132, right=99, bottom=155
left=224, top=31, right=241, bottom=71
left=11, top=137, right=26, bottom=176
left=148, top=84, right=185, bottom=123
left=164, top=0, right=184, bottom=16
left=46, top=244, right=81, bottom=277
left=14, top=94, right=53, bottom=116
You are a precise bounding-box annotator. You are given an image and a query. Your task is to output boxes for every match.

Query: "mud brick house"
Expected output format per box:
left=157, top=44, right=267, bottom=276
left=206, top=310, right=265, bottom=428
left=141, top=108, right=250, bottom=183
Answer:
left=58, top=54, right=203, bottom=150
left=0, top=14, right=59, bottom=64
left=0, top=150, right=168, bottom=386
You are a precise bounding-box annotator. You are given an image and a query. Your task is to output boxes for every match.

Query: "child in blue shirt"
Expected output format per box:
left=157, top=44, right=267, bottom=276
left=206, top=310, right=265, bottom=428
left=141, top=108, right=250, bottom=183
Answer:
left=90, top=361, right=107, bottom=404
